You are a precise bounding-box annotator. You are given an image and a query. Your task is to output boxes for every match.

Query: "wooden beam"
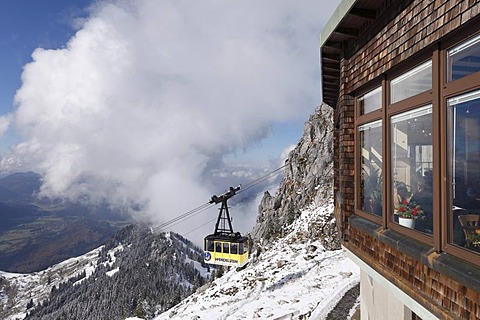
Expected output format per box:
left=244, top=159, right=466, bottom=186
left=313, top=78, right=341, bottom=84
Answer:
left=322, top=53, right=341, bottom=63
left=334, top=27, right=360, bottom=37
left=349, top=8, right=376, bottom=20
left=322, top=69, right=340, bottom=78
left=322, top=62, right=340, bottom=72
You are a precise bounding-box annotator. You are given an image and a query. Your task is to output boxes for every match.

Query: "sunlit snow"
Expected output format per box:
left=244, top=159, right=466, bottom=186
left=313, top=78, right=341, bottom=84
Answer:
left=154, top=201, right=360, bottom=320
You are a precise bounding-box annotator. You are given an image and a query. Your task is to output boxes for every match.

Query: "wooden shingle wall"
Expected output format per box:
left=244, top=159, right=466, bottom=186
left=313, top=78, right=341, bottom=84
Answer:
left=334, top=57, right=355, bottom=239
left=333, top=0, right=480, bottom=318
left=344, top=0, right=480, bottom=94
left=349, top=228, right=480, bottom=319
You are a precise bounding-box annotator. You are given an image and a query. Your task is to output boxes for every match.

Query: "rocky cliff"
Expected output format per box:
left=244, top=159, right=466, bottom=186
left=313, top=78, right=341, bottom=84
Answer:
left=251, top=103, right=339, bottom=250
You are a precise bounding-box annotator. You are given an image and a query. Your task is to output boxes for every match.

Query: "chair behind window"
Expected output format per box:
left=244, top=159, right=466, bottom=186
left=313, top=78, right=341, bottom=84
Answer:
left=458, top=214, right=480, bottom=246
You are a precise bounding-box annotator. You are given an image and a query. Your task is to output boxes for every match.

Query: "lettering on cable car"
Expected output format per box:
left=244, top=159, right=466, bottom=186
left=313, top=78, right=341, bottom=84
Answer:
left=215, top=257, right=238, bottom=264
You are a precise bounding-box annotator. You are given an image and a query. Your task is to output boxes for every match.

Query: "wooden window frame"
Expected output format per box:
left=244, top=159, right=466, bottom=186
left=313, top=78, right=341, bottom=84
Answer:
left=386, top=76, right=435, bottom=246
left=355, top=84, right=384, bottom=225
left=440, top=34, right=480, bottom=266
left=352, top=28, right=480, bottom=266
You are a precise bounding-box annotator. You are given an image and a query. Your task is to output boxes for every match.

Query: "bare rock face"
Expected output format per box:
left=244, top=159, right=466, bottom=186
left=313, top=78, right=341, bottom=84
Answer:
left=250, top=103, right=339, bottom=250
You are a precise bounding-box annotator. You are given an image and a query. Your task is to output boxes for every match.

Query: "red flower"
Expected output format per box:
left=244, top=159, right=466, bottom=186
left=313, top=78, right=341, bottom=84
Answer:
left=402, top=200, right=408, bottom=205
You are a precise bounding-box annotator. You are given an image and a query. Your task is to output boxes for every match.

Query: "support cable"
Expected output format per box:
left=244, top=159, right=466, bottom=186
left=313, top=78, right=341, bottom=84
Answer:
left=152, top=164, right=288, bottom=233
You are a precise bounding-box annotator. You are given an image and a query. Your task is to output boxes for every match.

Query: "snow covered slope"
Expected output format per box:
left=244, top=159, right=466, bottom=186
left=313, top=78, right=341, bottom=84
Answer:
left=0, top=246, right=104, bottom=320
left=154, top=200, right=360, bottom=320
left=1, top=227, right=210, bottom=320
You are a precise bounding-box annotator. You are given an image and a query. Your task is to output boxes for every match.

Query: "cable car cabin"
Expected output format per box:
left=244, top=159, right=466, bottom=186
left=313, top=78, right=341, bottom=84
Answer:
left=203, top=186, right=249, bottom=268
left=204, top=233, right=248, bottom=267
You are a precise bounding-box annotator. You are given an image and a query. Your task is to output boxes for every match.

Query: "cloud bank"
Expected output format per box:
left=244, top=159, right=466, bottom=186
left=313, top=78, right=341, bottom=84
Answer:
left=7, top=0, right=338, bottom=241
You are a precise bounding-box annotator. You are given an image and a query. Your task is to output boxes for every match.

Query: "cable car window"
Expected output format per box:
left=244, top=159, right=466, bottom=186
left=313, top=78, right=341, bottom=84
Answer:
left=223, top=243, right=230, bottom=254
left=238, top=243, right=244, bottom=254
left=215, top=242, right=222, bottom=253
left=231, top=243, right=238, bottom=254
left=207, top=240, right=214, bottom=251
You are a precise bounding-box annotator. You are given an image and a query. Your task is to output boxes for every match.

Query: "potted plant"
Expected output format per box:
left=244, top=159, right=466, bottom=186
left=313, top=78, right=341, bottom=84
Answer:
left=466, top=229, right=480, bottom=247
left=395, top=200, right=425, bottom=229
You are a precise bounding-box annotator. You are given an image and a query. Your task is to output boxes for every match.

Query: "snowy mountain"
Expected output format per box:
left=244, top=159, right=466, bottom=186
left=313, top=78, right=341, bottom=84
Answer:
left=0, top=225, right=211, bottom=320
left=1, top=104, right=360, bottom=320
left=154, top=201, right=360, bottom=320
left=150, top=104, right=360, bottom=319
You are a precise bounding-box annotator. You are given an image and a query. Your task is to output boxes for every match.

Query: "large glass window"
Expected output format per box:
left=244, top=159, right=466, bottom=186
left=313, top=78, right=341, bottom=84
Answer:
left=391, top=105, right=433, bottom=234
left=359, top=120, right=383, bottom=216
left=447, top=90, right=480, bottom=253
left=447, top=33, right=480, bottom=82
left=391, top=61, right=432, bottom=104
left=359, top=86, right=382, bottom=115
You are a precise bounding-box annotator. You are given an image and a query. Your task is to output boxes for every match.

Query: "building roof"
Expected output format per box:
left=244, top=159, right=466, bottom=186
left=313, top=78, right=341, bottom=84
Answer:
left=319, top=0, right=413, bottom=108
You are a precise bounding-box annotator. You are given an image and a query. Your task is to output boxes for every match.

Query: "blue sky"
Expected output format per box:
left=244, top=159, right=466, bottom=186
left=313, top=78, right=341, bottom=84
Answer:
left=0, top=0, right=93, bottom=149
left=0, top=0, right=339, bottom=234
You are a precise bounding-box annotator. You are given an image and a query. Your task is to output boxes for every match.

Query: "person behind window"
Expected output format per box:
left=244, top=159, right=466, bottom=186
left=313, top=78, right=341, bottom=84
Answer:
left=394, top=182, right=410, bottom=205
left=410, top=171, right=433, bottom=234
left=393, top=182, right=411, bottom=222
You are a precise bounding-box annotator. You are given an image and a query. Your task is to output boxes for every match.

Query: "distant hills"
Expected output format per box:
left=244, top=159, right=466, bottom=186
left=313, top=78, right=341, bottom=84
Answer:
left=0, top=172, right=131, bottom=273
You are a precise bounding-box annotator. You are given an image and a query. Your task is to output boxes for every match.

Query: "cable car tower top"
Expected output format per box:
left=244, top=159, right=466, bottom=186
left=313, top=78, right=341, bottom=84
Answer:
left=209, top=185, right=241, bottom=236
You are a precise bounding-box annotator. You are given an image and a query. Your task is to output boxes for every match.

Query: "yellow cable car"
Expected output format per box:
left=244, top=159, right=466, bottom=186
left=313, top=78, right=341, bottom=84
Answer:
left=203, top=186, right=249, bottom=268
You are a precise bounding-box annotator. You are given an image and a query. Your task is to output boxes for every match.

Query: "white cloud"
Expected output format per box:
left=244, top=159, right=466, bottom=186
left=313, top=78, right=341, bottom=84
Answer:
left=8, top=0, right=339, bottom=239
left=0, top=114, right=11, bottom=139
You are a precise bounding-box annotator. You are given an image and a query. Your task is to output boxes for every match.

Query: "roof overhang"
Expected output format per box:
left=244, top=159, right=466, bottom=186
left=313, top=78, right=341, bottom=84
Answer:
left=319, top=0, right=414, bottom=108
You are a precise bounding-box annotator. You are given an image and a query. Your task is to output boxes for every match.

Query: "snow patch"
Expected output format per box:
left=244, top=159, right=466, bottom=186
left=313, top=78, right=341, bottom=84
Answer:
left=154, top=200, right=359, bottom=320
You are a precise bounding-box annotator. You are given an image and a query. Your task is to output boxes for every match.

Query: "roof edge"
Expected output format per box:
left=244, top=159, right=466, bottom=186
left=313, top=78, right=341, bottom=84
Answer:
left=319, top=0, right=357, bottom=48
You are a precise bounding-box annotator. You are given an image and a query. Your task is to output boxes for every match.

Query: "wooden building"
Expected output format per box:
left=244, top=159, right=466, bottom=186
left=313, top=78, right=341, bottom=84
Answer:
left=320, top=0, right=480, bottom=319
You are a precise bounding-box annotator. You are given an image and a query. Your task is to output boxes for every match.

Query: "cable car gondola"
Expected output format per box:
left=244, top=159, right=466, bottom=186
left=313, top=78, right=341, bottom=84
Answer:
left=203, top=186, right=249, bottom=268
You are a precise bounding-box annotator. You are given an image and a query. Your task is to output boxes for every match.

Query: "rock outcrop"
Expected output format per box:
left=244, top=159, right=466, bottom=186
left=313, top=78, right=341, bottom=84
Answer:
left=251, top=103, right=339, bottom=250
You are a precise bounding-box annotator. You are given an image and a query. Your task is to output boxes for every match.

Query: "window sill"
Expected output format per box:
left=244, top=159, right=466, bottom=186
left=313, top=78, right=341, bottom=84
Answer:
left=348, top=215, right=480, bottom=293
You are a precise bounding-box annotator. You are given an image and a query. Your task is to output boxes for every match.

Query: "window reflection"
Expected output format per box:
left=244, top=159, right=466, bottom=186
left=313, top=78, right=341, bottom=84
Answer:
left=391, top=61, right=432, bottom=104
left=359, top=86, right=382, bottom=115
left=359, top=120, right=383, bottom=216
left=448, top=90, right=480, bottom=253
left=391, top=106, right=433, bottom=234
left=447, top=33, right=480, bottom=82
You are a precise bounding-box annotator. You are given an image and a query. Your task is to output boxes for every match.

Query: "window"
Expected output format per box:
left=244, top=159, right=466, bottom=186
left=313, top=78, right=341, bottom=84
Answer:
left=391, top=106, right=433, bottom=234
left=391, top=61, right=432, bottom=104
left=447, top=33, right=480, bottom=82
left=223, top=243, right=230, bottom=254
left=215, top=242, right=222, bottom=253
left=231, top=243, right=238, bottom=254
left=206, top=239, right=214, bottom=251
left=359, top=120, right=383, bottom=216
left=447, top=89, right=480, bottom=253
left=238, top=243, right=245, bottom=255
left=359, top=86, right=382, bottom=114
left=351, top=30, right=480, bottom=263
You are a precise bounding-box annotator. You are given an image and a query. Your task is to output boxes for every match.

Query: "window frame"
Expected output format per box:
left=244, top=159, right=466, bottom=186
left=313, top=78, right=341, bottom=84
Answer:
left=352, top=30, right=480, bottom=265
left=441, top=33, right=480, bottom=266
left=355, top=83, right=384, bottom=224
left=386, top=56, right=436, bottom=246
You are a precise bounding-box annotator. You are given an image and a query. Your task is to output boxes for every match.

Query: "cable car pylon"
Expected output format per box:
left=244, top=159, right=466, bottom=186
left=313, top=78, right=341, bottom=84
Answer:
left=210, top=186, right=239, bottom=236
left=204, top=186, right=249, bottom=268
